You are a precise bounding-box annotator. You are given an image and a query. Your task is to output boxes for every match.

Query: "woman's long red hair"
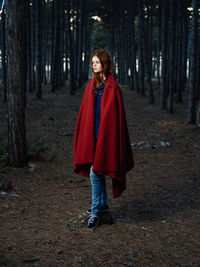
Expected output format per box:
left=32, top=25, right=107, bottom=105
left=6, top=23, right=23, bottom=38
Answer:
left=90, top=49, right=112, bottom=94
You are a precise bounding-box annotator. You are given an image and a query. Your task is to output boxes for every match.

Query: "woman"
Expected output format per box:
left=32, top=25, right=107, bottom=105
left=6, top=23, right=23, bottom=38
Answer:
left=74, top=49, right=134, bottom=230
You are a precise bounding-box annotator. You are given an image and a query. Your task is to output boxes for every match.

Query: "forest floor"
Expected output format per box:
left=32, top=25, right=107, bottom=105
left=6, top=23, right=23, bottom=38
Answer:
left=0, top=81, right=200, bottom=267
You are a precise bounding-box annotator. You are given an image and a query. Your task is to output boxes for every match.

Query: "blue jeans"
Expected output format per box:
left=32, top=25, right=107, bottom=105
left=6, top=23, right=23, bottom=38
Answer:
left=90, top=165, right=108, bottom=215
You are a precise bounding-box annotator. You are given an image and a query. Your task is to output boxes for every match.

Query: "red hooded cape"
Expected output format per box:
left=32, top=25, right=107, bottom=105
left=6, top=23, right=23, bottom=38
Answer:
left=74, top=74, right=134, bottom=198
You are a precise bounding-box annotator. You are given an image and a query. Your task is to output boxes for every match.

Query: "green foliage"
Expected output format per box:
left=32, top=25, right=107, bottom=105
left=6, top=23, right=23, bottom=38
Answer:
left=27, top=138, right=49, bottom=160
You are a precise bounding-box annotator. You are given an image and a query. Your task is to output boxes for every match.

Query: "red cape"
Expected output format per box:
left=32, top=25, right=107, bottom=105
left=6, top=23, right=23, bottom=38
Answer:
left=74, top=74, right=134, bottom=198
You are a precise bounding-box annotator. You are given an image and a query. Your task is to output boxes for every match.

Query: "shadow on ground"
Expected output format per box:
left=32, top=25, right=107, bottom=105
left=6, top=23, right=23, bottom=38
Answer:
left=115, top=174, right=200, bottom=222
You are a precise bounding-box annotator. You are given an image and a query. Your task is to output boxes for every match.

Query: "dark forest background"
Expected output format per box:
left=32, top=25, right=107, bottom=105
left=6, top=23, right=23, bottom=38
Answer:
left=0, top=0, right=200, bottom=167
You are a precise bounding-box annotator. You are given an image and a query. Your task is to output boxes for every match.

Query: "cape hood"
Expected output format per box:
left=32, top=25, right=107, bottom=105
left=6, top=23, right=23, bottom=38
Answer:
left=74, top=74, right=134, bottom=198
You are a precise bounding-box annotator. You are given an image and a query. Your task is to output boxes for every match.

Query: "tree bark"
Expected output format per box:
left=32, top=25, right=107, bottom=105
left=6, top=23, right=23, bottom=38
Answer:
left=26, top=0, right=33, bottom=93
left=77, top=0, right=84, bottom=88
left=160, top=0, right=169, bottom=109
left=1, top=7, right=7, bottom=103
left=157, top=0, right=162, bottom=89
left=82, top=1, right=90, bottom=82
left=35, top=0, right=43, bottom=97
left=138, top=1, right=145, bottom=96
left=182, top=2, right=189, bottom=91
left=5, top=0, right=28, bottom=167
left=66, top=0, right=76, bottom=94
left=176, top=0, right=183, bottom=103
left=31, top=0, right=36, bottom=92
left=187, top=0, right=198, bottom=124
left=167, top=0, right=177, bottom=113
left=128, top=0, right=138, bottom=91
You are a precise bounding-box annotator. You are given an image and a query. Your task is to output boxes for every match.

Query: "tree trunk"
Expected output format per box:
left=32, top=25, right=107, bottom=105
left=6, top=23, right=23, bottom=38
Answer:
left=51, top=0, right=65, bottom=90
left=167, top=0, right=177, bottom=113
left=140, top=1, right=154, bottom=103
left=197, top=99, right=200, bottom=128
left=74, top=0, right=79, bottom=83
left=129, top=0, right=138, bottom=90
left=138, top=0, right=145, bottom=96
left=176, top=0, right=183, bottom=103
left=77, top=0, right=84, bottom=88
left=31, top=0, right=36, bottom=92
left=138, top=42, right=145, bottom=95
left=197, top=27, right=200, bottom=100
left=26, top=0, right=33, bottom=93
left=188, top=0, right=198, bottom=124
left=42, top=0, right=47, bottom=85
left=5, top=0, right=28, bottom=167
left=160, top=0, right=169, bottom=109
left=156, top=0, right=162, bottom=88
left=35, top=0, right=43, bottom=98
left=66, top=0, right=76, bottom=95
left=82, top=1, right=90, bottom=82
left=1, top=7, right=7, bottom=103
left=60, top=0, right=65, bottom=86
left=182, top=2, right=189, bottom=91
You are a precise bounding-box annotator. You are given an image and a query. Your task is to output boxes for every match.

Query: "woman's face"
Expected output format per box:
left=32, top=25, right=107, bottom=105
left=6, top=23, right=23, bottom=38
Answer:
left=92, top=56, right=102, bottom=73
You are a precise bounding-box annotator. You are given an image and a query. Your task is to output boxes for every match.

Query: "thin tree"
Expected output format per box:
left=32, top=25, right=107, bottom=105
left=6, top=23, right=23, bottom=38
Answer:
left=160, top=0, right=169, bottom=109
left=66, top=0, right=76, bottom=95
left=138, top=0, right=145, bottom=95
left=156, top=0, right=162, bottom=89
left=167, top=0, right=177, bottom=113
left=138, top=0, right=154, bottom=103
left=30, top=0, right=36, bottom=92
left=82, top=0, right=90, bottom=82
left=1, top=7, right=7, bottom=103
left=176, top=0, right=183, bottom=103
left=77, top=0, right=84, bottom=88
left=188, top=0, right=198, bottom=124
left=35, top=0, right=43, bottom=97
left=182, top=1, right=190, bottom=92
left=128, top=0, right=138, bottom=91
left=26, top=0, right=33, bottom=93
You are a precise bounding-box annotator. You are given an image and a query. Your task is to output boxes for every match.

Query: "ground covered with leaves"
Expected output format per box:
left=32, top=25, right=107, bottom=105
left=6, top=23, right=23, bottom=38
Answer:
left=0, top=82, right=200, bottom=267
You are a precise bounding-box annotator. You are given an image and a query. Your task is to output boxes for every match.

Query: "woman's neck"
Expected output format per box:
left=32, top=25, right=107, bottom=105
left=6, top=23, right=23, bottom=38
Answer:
left=99, top=73, right=106, bottom=81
